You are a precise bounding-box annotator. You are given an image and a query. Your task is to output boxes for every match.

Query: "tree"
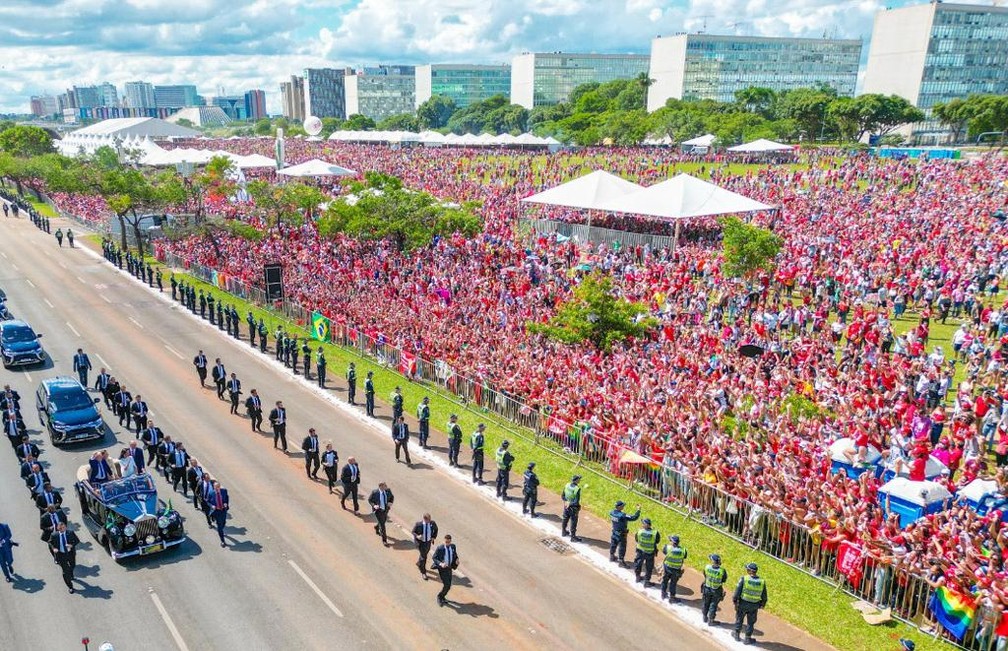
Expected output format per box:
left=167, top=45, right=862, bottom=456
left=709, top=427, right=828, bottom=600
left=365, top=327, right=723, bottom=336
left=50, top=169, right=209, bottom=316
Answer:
left=965, top=95, right=1008, bottom=146
left=719, top=216, right=782, bottom=279
left=377, top=113, right=419, bottom=131
left=175, top=118, right=197, bottom=130
left=248, top=180, right=324, bottom=227
left=0, top=125, right=55, bottom=158
left=734, top=87, right=777, bottom=119
left=601, top=110, right=649, bottom=145
left=526, top=274, right=657, bottom=352
left=320, top=117, right=344, bottom=138
left=827, top=94, right=924, bottom=142
left=342, top=114, right=376, bottom=131
left=416, top=95, right=457, bottom=130
left=777, top=88, right=835, bottom=141
left=253, top=119, right=272, bottom=136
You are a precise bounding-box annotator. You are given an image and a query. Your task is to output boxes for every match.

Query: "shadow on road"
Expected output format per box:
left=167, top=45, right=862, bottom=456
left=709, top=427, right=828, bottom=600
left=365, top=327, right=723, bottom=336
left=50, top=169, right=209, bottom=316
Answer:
left=74, top=579, right=113, bottom=599
left=12, top=576, right=44, bottom=593
left=224, top=539, right=263, bottom=553
left=447, top=601, right=498, bottom=619
left=123, top=538, right=203, bottom=570
left=76, top=563, right=101, bottom=578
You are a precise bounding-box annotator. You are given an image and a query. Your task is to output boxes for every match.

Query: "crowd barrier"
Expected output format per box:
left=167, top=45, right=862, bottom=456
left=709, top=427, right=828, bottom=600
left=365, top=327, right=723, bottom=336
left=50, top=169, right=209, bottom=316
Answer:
left=521, top=217, right=679, bottom=252
left=155, top=248, right=988, bottom=649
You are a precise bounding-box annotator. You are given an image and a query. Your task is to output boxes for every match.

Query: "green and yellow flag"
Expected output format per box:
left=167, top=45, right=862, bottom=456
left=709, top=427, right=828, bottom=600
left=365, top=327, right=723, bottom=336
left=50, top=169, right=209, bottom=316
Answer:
left=311, top=312, right=331, bottom=342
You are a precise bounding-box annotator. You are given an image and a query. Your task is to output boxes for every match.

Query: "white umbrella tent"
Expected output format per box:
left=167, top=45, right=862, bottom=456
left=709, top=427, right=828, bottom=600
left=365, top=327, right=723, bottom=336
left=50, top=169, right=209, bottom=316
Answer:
left=276, top=159, right=357, bottom=178
left=726, top=138, right=794, bottom=154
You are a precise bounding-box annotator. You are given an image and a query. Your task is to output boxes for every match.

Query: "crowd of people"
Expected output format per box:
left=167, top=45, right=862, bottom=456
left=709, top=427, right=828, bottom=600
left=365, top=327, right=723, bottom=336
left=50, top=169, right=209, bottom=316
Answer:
left=47, top=139, right=1008, bottom=642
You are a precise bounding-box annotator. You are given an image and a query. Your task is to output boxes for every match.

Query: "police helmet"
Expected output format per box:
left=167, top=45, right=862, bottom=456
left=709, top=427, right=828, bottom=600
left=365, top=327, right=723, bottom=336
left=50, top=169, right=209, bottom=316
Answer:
left=746, top=562, right=758, bottom=572
left=502, top=440, right=510, bottom=447
left=643, top=518, right=652, bottom=526
left=614, top=500, right=625, bottom=508
left=709, top=553, right=721, bottom=564
left=527, top=462, right=535, bottom=470
left=572, top=474, right=582, bottom=482
left=671, top=535, right=680, bottom=544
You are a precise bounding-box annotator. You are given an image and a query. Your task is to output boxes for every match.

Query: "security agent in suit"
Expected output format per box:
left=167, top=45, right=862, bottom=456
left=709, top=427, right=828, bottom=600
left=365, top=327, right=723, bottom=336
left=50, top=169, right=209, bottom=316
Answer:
left=0, top=385, right=20, bottom=411
left=94, top=368, right=111, bottom=397
left=368, top=482, right=394, bottom=545
left=301, top=428, right=321, bottom=479
left=207, top=481, right=230, bottom=548
left=212, top=359, right=227, bottom=400
left=608, top=500, right=641, bottom=566
left=14, top=435, right=40, bottom=462
left=157, top=436, right=176, bottom=481
left=34, top=482, right=62, bottom=512
left=322, top=443, right=339, bottom=493
left=49, top=522, right=80, bottom=593
left=25, top=464, right=49, bottom=497
left=346, top=363, right=357, bottom=404
left=227, top=374, right=242, bottom=415
left=245, top=389, right=263, bottom=431
left=432, top=535, right=459, bottom=606
left=268, top=401, right=288, bottom=452
left=39, top=504, right=67, bottom=540
left=130, top=395, right=149, bottom=434
left=446, top=414, right=463, bottom=467
left=412, top=513, right=439, bottom=579
left=392, top=416, right=412, bottom=465
left=72, top=348, right=92, bottom=387
left=18, top=455, right=37, bottom=481
left=522, top=463, right=540, bottom=517
left=169, top=443, right=190, bottom=495
left=340, top=457, right=361, bottom=511
left=316, top=348, right=327, bottom=387
left=186, top=458, right=205, bottom=506
left=141, top=420, right=164, bottom=468
left=115, top=385, right=133, bottom=429
left=0, top=521, right=16, bottom=583
left=193, top=351, right=208, bottom=387
left=103, top=376, right=119, bottom=411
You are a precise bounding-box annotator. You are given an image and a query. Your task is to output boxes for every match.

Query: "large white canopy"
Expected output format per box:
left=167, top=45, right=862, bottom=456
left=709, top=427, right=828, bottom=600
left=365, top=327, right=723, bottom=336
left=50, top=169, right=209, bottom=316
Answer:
left=277, top=159, right=356, bottom=178
left=681, top=133, right=716, bottom=147
left=521, top=170, right=643, bottom=211
left=67, top=117, right=199, bottom=139
left=598, top=173, right=775, bottom=221
left=726, top=138, right=794, bottom=153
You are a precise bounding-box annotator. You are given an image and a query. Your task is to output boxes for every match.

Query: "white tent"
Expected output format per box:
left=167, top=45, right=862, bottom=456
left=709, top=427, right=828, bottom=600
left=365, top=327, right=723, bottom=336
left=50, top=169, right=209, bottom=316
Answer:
left=726, top=138, right=793, bottom=153
left=277, top=159, right=356, bottom=178
left=682, top=133, right=716, bottom=148
left=521, top=170, right=643, bottom=211
left=234, top=153, right=278, bottom=169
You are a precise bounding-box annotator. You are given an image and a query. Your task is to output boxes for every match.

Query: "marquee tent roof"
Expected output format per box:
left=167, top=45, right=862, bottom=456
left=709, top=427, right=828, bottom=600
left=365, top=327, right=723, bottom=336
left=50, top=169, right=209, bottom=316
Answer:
left=681, top=133, right=716, bottom=147
left=276, top=159, right=356, bottom=178
left=521, top=170, right=643, bottom=211
left=66, top=117, right=199, bottom=139
left=598, top=173, right=775, bottom=221
left=726, top=138, right=794, bottom=153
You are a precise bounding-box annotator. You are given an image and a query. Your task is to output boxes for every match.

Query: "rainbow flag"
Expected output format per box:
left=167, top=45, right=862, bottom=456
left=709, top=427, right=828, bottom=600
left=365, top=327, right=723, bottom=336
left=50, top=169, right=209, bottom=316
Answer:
left=929, top=586, right=975, bottom=640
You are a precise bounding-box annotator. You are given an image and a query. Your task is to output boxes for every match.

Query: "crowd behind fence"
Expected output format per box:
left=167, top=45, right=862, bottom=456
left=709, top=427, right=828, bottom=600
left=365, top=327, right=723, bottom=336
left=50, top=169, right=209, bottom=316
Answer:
left=521, top=217, right=679, bottom=252
left=157, top=248, right=987, bottom=649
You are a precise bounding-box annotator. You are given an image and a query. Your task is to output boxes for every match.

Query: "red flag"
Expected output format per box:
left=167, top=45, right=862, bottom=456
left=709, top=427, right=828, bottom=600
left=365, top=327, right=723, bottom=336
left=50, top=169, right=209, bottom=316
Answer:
left=836, top=541, right=865, bottom=588
left=548, top=415, right=567, bottom=435
left=997, top=612, right=1008, bottom=638
left=399, top=351, right=417, bottom=376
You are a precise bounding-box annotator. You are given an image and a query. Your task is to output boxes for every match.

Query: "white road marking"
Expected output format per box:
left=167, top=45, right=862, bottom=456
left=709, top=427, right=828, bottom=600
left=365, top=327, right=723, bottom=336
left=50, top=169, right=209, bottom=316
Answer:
left=101, top=295, right=111, bottom=303
left=128, top=317, right=144, bottom=329
left=287, top=559, right=344, bottom=618
left=163, top=344, right=183, bottom=360
left=149, top=590, right=191, bottom=651
left=0, top=252, right=6, bottom=259
left=11, top=263, right=18, bottom=271
left=25, top=279, right=35, bottom=288
left=65, top=321, right=81, bottom=337
left=76, top=275, right=86, bottom=284
left=58, top=261, right=67, bottom=269
left=43, top=298, right=53, bottom=308
left=96, top=354, right=111, bottom=369
left=22, top=371, right=31, bottom=383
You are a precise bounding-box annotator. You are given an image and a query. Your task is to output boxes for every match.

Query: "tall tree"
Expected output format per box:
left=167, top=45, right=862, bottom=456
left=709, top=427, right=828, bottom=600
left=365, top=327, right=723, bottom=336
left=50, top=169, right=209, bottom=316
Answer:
left=0, top=125, right=55, bottom=158
left=416, top=95, right=457, bottom=130
left=720, top=216, right=782, bottom=279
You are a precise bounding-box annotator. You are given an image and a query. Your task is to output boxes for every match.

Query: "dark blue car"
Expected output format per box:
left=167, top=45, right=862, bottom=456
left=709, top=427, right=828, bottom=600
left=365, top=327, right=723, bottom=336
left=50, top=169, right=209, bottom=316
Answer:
left=35, top=377, right=105, bottom=445
left=0, top=319, right=45, bottom=368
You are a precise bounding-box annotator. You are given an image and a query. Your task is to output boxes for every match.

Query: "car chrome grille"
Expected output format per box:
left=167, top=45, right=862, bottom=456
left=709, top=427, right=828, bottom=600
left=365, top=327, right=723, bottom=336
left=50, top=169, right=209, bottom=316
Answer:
left=135, top=516, right=159, bottom=540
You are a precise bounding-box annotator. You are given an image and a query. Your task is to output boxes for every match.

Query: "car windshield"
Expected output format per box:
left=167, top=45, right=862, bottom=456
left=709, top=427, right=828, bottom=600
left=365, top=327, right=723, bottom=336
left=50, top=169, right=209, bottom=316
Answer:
left=100, top=475, right=155, bottom=503
left=51, top=390, right=93, bottom=412
left=2, top=325, right=36, bottom=343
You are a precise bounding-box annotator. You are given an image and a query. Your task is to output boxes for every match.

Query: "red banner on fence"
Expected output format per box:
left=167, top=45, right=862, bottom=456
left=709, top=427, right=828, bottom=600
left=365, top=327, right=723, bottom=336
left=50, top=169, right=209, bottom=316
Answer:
left=836, top=541, right=865, bottom=587
left=399, top=351, right=417, bottom=376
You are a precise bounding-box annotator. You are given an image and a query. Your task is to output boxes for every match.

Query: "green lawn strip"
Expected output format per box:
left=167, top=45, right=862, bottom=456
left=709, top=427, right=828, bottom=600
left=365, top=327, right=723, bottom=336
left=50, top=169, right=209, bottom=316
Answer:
left=31, top=200, right=57, bottom=218
left=98, top=245, right=950, bottom=651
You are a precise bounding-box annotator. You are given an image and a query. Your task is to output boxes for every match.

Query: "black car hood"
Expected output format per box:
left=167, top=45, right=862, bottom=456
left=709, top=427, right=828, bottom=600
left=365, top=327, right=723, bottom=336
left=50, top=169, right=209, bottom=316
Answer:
left=108, top=493, right=158, bottom=521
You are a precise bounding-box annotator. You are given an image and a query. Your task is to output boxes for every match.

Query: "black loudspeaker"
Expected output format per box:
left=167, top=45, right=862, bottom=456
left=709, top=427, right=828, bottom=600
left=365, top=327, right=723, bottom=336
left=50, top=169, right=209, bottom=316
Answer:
left=264, top=263, right=284, bottom=302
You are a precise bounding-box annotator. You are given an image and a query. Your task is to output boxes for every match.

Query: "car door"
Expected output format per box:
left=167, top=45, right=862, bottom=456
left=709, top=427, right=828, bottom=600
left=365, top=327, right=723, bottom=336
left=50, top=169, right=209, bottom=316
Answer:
left=35, top=386, right=47, bottom=428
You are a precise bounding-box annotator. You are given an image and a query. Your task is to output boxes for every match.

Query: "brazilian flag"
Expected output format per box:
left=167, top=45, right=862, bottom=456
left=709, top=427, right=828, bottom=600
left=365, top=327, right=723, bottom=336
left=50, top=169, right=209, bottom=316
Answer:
left=311, top=312, right=331, bottom=342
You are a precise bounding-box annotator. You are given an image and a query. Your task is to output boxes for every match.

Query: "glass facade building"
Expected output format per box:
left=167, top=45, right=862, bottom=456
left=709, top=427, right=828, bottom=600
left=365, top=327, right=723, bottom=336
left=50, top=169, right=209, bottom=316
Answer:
left=345, top=65, right=416, bottom=121
left=304, top=68, right=348, bottom=119
left=648, top=34, right=861, bottom=110
left=154, top=85, right=201, bottom=109
left=124, top=81, right=156, bottom=109
left=415, top=64, right=511, bottom=108
left=511, top=53, right=650, bottom=108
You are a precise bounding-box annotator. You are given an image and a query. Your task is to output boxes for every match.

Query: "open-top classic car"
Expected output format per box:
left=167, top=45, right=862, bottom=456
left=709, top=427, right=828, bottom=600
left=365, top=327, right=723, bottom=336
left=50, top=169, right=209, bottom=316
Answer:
left=75, top=466, right=186, bottom=560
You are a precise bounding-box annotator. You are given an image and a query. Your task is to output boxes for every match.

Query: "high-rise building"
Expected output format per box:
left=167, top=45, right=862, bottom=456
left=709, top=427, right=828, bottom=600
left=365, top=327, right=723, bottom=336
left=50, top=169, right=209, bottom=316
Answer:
left=98, top=82, right=119, bottom=108
left=510, top=52, right=650, bottom=108
left=863, top=0, right=1008, bottom=139
left=415, top=64, right=511, bottom=109
left=280, top=76, right=305, bottom=122
left=154, top=84, right=201, bottom=109
left=29, top=95, right=58, bottom=117
left=213, top=96, right=247, bottom=121
left=124, top=81, right=156, bottom=109
left=71, top=85, right=103, bottom=109
left=303, top=68, right=349, bottom=119
left=647, top=34, right=862, bottom=110
left=345, top=65, right=416, bottom=121
left=244, top=89, right=267, bottom=121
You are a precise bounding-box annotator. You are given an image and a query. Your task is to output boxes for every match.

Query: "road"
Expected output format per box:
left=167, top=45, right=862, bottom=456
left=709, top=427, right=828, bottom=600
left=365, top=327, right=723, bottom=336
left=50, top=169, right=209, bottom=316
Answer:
left=0, top=214, right=726, bottom=650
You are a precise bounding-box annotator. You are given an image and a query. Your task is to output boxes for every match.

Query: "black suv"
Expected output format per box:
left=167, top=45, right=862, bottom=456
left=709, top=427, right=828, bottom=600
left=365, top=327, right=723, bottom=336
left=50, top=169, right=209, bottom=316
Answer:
left=36, top=377, right=105, bottom=445
left=0, top=319, right=45, bottom=368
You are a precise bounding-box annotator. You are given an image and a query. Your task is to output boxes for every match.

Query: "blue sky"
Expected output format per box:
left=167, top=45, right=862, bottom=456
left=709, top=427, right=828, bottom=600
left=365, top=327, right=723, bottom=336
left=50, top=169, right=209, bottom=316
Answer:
left=0, top=0, right=975, bottom=115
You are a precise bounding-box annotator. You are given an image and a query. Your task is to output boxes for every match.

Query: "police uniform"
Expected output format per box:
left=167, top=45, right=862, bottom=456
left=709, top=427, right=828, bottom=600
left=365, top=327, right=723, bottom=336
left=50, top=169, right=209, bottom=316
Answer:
left=316, top=350, right=327, bottom=387
left=561, top=477, right=582, bottom=541
left=608, top=502, right=640, bottom=565
left=346, top=364, right=357, bottom=404
left=701, top=557, right=728, bottom=625
left=470, top=427, right=485, bottom=484
left=258, top=321, right=268, bottom=353
left=494, top=441, right=514, bottom=500
left=446, top=417, right=462, bottom=466
left=416, top=399, right=430, bottom=448
left=391, top=389, right=403, bottom=421
left=633, top=521, right=660, bottom=586
left=364, top=374, right=375, bottom=416
left=522, top=463, right=539, bottom=516
left=733, top=564, right=767, bottom=643
left=660, top=538, right=688, bottom=602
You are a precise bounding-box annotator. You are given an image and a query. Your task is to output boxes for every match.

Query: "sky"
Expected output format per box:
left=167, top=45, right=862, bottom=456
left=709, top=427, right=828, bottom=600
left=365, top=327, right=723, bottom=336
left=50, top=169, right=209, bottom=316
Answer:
left=0, top=0, right=986, bottom=115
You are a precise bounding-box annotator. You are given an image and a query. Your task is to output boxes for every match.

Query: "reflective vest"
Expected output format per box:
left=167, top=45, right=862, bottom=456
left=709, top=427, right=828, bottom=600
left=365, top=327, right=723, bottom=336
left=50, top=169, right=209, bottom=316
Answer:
left=495, top=448, right=510, bottom=469
left=704, top=565, right=726, bottom=589
left=563, top=484, right=581, bottom=504
left=635, top=529, right=658, bottom=553
left=663, top=545, right=686, bottom=569
left=471, top=433, right=484, bottom=451
left=740, top=577, right=765, bottom=603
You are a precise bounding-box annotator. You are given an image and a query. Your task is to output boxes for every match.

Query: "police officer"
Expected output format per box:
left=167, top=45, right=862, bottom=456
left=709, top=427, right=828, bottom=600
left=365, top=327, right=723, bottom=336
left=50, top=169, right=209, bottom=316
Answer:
left=522, top=462, right=539, bottom=517
left=561, top=475, right=582, bottom=542
left=316, top=348, right=327, bottom=387
left=702, top=554, right=728, bottom=626
left=416, top=397, right=430, bottom=448
left=609, top=500, right=641, bottom=566
left=446, top=414, right=462, bottom=467
left=633, top=519, right=660, bottom=587
left=231, top=306, right=240, bottom=339
left=364, top=372, right=375, bottom=417
left=661, top=535, right=688, bottom=602
left=494, top=440, right=514, bottom=500
left=207, top=293, right=216, bottom=324
left=274, top=327, right=284, bottom=361
left=301, top=340, right=311, bottom=377
left=733, top=562, right=767, bottom=643
left=470, top=423, right=485, bottom=484
left=291, top=337, right=300, bottom=372
left=170, top=273, right=178, bottom=301
left=216, top=301, right=224, bottom=330
left=247, top=312, right=257, bottom=347
left=55, top=228, right=63, bottom=246
left=155, top=269, right=163, bottom=292
left=258, top=320, right=268, bottom=353
left=391, top=387, right=404, bottom=421
left=199, top=290, right=207, bottom=319
left=346, top=363, right=357, bottom=404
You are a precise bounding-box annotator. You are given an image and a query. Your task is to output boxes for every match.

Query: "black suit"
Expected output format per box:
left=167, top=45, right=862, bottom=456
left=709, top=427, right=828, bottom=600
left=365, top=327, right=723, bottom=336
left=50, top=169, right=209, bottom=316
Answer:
left=169, top=449, right=190, bottom=494
left=34, top=490, right=62, bottom=512
left=245, top=395, right=263, bottom=431
left=227, top=378, right=241, bottom=414
left=340, top=463, right=361, bottom=511
left=412, top=520, right=439, bottom=575
left=49, top=530, right=80, bottom=590
left=39, top=510, right=67, bottom=537
left=432, top=543, right=459, bottom=603
left=131, top=400, right=148, bottom=433
left=301, top=435, right=320, bottom=478
left=393, top=423, right=411, bottom=465
left=368, top=488, right=394, bottom=544
left=212, top=364, right=226, bottom=399
left=15, top=441, right=39, bottom=461
left=141, top=427, right=162, bottom=467
left=116, top=390, right=132, bottom=428
left=268, top=408, right=287, bottom=451
left=193, top=354, right=208, bottom=386
left=321, top=449, right=339, bottom=492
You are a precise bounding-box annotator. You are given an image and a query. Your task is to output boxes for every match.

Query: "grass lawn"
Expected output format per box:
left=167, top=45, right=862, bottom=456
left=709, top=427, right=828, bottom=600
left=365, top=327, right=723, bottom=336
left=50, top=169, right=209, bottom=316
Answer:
left=31, top=200, right=57, bottom=218
left=92, top=235, right=953, bottom=651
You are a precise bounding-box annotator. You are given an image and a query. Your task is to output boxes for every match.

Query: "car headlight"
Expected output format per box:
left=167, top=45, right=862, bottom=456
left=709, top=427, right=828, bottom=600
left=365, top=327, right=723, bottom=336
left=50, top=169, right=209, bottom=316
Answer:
left=158, top=516, right=170, bottom=529
left=123, top=524, right=136, bottom=537
left=109, top=526, right=120, bottom=536
left=51, top=422, right=69, bottom=431
left=88, top=418, right=104, bottom=429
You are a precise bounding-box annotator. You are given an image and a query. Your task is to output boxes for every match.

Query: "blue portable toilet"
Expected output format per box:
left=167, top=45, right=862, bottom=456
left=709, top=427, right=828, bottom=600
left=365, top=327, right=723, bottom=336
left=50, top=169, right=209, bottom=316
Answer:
left=880, top=455, right=947, bottom=483
left=828, top=438, right=882, bottom=479
left=957, top=478, right=1005, bottom=517
left=878, top=478, right=952, bottom=527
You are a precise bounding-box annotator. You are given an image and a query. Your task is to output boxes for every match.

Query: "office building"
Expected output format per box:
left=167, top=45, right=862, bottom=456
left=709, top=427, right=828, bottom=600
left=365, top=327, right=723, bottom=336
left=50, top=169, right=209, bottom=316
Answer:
left=29, top=95, right=58, bottom=117
left=303, top=68, right=348, bottom=119
left=213, top=95, right=247, bottom=121
left=345, top=65, right=416, bottom=121
left=244, top=90, right=267, bottom=121
left=863, top=0, right=1008, bottom=139
left=280, top=76, right=305, bottom=121
left=510, top=52, right=649, bottom=108
left=415, top=64, right=512, bottom=109
left=71, top=85, right=103, bottom=109
left=124, top=81, right=156, bottom=109
left=98, top=82, right=119, bottom=108
left=154, top=84, right=201, bottom=109
left=647, top=34, right=861, bottom=110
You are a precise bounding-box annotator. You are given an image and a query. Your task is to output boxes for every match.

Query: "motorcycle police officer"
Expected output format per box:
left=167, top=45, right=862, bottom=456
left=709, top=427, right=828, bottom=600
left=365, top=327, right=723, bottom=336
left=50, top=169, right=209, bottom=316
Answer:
left=608, top=500, right=641, bottom=566
left=660, top=535, right=687, bottom=602
left=702, top=553, right=728, bottom=626
left=633, top=519, right=660, bottom=587
left=733, top=562, right=767, bottom=644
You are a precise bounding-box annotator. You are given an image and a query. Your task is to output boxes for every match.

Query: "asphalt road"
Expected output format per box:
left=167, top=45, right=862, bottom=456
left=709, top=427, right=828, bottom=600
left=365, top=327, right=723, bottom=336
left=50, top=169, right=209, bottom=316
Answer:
left=0, top=214, right=725, bottom=650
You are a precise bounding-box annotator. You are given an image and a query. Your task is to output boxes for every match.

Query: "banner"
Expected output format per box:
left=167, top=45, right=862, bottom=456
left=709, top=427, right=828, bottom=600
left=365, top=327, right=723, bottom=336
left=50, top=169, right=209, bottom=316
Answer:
left=311, top=312, right=331, bottom=342
left=835, top=541, right=865, bottom=588
left=929, top=586, right=975, bottom=640
left=399, top=351, right=417, bottom=376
